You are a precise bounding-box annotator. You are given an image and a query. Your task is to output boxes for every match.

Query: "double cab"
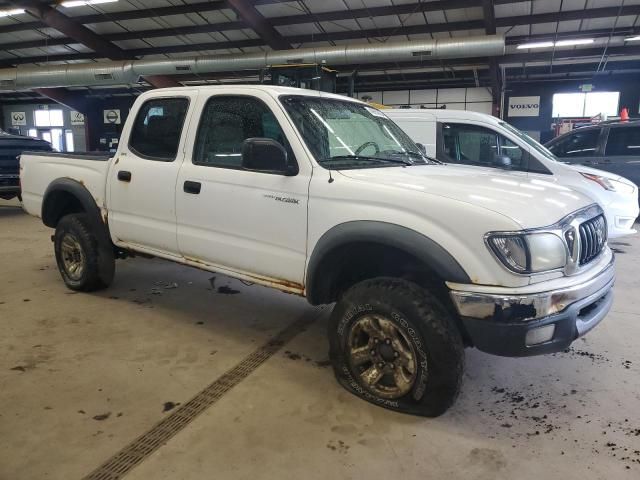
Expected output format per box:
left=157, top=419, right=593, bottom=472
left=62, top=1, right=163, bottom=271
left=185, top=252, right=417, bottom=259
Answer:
left=20, top=86, right=615, bottom=416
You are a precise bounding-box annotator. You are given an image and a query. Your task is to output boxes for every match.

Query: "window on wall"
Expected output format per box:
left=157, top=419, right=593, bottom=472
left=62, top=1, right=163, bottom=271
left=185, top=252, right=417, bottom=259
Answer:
left=552, top=92, right=620, bottom=118
left=65, top=130, right=75, bottom=152
left=34, top=109, right=64, bottom=127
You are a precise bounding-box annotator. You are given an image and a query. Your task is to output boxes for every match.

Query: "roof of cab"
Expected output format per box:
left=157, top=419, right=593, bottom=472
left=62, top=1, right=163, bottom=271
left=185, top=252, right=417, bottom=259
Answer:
left=141, top=84, right=363, bottom=103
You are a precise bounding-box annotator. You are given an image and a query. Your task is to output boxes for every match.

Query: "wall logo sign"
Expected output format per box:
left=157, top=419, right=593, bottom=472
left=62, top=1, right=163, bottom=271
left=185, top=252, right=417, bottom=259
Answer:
left=508, top=96, right=540, bottom=117
left=70, top=110, right=85, bottom=125
left=11, top=111, right=26, bottom=126
left=103, top=109, right=121, bottom=124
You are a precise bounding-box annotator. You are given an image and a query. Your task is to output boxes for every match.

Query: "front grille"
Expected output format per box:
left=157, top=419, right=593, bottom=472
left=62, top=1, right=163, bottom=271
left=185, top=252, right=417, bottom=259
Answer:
left=578, top=214, right=607, bottom=265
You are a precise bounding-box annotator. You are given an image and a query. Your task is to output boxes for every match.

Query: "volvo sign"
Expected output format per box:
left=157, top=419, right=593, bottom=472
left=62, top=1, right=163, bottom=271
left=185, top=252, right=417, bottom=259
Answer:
left=508, top=96, right=540, bottom=117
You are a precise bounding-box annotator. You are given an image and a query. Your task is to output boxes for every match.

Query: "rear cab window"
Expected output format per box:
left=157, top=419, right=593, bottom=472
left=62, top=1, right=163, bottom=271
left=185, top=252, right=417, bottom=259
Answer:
left=129, top=97, right=190, bottom=161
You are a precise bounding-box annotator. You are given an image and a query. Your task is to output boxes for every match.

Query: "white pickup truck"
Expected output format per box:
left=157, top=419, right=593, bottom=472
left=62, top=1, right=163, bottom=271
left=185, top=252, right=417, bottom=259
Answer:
left=20, top=85, right=615, bottom=417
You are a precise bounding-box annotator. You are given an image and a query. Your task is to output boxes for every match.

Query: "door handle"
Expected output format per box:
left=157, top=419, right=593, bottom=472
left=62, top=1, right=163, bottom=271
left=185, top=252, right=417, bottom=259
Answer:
left=183, top=180, right=201, bottom=194
left=117, top=170, right=132, bottom=182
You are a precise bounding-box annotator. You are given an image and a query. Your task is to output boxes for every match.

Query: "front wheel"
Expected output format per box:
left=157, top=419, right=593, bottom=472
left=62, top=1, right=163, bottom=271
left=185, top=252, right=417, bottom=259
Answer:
left=54, top=213, right=114, bottom=291
left=328, top=278, right=464, bottom=417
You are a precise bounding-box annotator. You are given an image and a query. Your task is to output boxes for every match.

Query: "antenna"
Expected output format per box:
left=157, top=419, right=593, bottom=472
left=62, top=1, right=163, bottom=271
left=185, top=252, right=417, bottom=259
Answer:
left=328, top=168, right=334, bottom=183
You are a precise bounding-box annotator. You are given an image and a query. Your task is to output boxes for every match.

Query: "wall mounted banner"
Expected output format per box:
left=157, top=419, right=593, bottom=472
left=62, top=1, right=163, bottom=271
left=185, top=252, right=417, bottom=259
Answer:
left=104, top=109, right=121, bottom=124
left=70, top=111, right=85, bottom=125
left=11, top=111, right=26, bottom=126
left=508, top=96, right=540, bottom=117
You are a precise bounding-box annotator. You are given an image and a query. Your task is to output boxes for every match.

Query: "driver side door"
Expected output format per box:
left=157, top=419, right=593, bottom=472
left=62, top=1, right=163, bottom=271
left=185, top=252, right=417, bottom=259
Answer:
left=176, top=93, right=311, bottom=287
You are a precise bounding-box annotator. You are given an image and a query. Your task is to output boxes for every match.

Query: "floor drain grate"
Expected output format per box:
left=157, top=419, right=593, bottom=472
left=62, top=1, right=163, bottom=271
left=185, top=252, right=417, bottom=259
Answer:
left=83, top=306, right=324, bottom=480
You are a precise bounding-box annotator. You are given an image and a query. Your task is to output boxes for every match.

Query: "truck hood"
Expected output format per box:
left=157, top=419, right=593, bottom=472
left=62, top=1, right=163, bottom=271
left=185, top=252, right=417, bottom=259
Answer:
left=338, top=163, right=595, bottom=229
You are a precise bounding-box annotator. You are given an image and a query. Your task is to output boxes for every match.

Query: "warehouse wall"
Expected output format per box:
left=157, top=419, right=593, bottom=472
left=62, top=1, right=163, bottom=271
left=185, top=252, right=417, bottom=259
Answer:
left=355, top=87, right=494, bottom=114
left=82, top=97, right=135, bottom=152
left=1, top=103, right=87, bottom=151
left=505, top=75, right=640, bottom=144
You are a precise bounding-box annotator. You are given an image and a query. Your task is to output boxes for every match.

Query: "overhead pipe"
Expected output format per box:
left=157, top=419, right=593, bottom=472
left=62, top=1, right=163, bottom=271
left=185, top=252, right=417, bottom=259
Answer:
left=0, top=35, right=505, bottom=90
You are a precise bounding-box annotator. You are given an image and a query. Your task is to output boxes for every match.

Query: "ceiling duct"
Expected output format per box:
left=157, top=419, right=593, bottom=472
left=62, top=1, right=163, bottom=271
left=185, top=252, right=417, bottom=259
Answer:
left=0, top=35, right=505, bottom=90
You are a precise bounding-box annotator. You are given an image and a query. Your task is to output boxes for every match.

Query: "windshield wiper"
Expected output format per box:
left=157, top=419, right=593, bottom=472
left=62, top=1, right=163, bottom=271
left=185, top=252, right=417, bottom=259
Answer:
left=384, top=150, right=442, bottom=165
left=403, top=151, right=442, bottom=164
left=324, top=155, right=414, bottom=166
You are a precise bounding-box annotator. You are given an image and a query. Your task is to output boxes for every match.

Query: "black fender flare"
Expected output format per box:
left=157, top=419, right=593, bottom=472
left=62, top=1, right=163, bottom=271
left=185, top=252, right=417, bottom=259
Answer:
left=305, top=221, right=470, bottom=305
left=42, top=177, right=112, bottom=253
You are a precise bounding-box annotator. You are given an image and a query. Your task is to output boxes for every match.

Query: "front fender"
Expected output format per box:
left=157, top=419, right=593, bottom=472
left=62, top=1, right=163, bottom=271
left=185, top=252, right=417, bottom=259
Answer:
left=305, top=220, right=471, bottom=304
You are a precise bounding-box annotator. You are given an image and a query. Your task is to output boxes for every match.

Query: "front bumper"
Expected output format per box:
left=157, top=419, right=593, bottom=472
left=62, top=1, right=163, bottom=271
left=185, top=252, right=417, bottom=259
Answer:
left=449, top=258, right=615, bottom=357
left=603, top=185, right=639, bottom=238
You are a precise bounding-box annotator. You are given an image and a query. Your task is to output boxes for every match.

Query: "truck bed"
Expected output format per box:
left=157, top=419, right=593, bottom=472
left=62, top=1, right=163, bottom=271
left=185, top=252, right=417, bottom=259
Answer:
left=20, top=151, right=112, bottom=218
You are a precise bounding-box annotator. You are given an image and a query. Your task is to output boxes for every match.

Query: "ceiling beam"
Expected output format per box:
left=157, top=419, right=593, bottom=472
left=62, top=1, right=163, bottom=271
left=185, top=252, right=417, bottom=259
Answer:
left=7, top=0, right=128, bottom=59
left=0, top=0, right=538, bottom=37
left=7, top=24, right=640, bottom=54
left=5, top=0, right=180, bottom=88
left=4, top=2, right=640, bottom=52
left=224, top=0, right=290, bottom=50
left=0, top=0, right=529, bottom=34
left=482, top=0, right=501, bottom=115
left=32, top=87, right=90, bottom=112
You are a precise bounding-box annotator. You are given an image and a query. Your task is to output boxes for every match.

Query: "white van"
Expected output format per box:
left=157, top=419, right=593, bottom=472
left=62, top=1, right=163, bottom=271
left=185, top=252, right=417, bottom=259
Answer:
left=387, top=109, right=638, bottom=238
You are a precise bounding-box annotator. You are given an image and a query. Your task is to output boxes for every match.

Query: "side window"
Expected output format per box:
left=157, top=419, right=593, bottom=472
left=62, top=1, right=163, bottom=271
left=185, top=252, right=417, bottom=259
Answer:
left=547, top=129, right=600, bottom=158
left=129, top=98, right=189, bottom=161
left=604, top=127, right=640, bottom=156
left=441, top=123, right=525, bottom=170
left=194, top=96, right=290, bottom=169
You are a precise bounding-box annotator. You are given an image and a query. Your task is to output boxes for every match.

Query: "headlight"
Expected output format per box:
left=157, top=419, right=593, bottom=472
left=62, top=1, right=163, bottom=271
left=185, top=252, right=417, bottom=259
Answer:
left=487, top=232, right=567, bottom=273
left=580, top=172, right=636, bottom=194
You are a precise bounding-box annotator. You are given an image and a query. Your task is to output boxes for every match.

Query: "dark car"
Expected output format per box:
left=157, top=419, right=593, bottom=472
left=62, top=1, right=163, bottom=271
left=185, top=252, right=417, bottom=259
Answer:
left=545, top=121, right=640, bottom=187
left=0, top=130, right=52, bottom=200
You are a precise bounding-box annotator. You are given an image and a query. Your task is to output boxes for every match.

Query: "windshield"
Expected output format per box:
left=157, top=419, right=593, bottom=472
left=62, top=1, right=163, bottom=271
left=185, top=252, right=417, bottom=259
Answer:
left=498, top=121, right=559, bottom=163
left=281, top=95, right=435, bottom=169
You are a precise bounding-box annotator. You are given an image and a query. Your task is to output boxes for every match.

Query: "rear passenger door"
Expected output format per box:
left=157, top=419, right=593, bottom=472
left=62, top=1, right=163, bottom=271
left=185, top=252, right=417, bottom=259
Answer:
left=175, top=93, right=310, bottom=287
left=108, top=94, right=195, bottom=256
left=600, top=126, right=640, bottom=186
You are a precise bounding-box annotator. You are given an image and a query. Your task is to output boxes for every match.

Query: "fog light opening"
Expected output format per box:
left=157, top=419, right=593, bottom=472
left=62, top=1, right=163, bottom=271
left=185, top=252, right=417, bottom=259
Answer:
left=526, top=324, right=556, bottom=346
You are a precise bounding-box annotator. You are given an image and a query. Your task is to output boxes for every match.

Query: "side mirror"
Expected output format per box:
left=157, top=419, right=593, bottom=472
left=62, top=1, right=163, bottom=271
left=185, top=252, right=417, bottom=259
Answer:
left=241, top=138, right=297, bottom=176
left=495, top=155, right=512, bottom=169
left=416, top=143, right=427, bottom=154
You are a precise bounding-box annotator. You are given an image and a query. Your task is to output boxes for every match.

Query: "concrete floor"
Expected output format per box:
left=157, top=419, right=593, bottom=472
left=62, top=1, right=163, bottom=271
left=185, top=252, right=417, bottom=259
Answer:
left=1, top=199, right=639, bottom=480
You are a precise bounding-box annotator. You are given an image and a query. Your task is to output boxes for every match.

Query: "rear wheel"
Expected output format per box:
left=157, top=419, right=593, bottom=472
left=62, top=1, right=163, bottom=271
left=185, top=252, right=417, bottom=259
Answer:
left=328, top=277, right=464, bottom=417
left=54, top=213, right=114, bottom=291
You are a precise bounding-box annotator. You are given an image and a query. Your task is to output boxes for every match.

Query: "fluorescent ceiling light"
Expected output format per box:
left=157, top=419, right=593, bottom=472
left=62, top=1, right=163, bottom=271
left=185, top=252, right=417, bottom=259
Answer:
left=0, top=8, right=25, bottom=17
left=625, top=36, right=640, bottom=42
left=555, top=38, right=594, bottom=47
left=517, top=38, right=595, bottom=49
left=517, top=42, right=555, bottom=49
left=61, top=0, right=118, bottom=7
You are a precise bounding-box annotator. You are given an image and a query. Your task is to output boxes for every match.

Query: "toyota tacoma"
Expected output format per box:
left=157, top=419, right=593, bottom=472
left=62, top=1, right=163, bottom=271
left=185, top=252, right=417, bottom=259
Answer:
left=20, top=86, right=615, bottom=416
